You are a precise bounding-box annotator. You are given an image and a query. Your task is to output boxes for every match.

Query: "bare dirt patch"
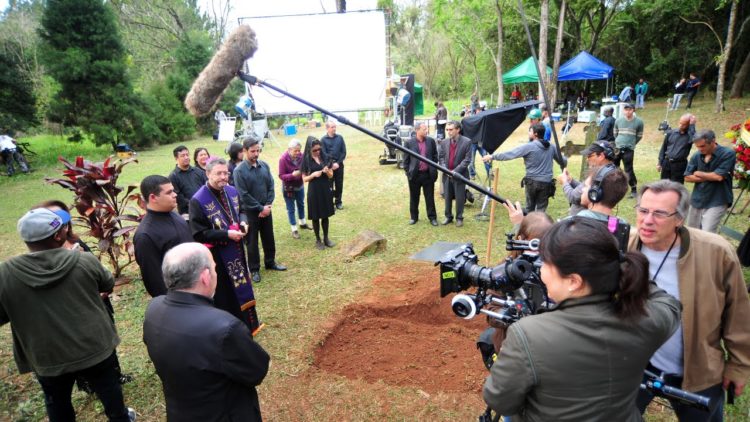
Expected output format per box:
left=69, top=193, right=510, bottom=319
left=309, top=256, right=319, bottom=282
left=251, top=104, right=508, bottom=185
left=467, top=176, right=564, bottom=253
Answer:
left=313, top=262, right=487, bottom=394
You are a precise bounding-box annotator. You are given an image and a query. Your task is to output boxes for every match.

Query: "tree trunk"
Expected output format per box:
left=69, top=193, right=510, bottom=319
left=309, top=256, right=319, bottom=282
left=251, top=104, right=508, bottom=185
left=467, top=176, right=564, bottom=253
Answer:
left=496, top=1, right=504, bottom=106
left=715, top=0, right=738, bottom=113
left=729, top=47, right=750, bottom=98
left=550, top=0, right=566, bottom=107
left=538, top=0, right=549, bottom=99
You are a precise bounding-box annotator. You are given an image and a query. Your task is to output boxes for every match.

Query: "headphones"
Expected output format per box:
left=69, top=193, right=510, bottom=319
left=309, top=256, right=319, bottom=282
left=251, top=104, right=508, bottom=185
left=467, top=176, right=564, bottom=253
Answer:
left=592, top=141, right=616, bottom=161
left=587, top=163, right=616, bottom=203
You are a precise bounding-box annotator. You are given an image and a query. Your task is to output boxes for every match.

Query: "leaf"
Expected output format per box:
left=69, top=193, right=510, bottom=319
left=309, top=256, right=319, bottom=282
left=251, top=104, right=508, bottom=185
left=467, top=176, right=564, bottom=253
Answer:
left=112, top=226, right=137, bottom=237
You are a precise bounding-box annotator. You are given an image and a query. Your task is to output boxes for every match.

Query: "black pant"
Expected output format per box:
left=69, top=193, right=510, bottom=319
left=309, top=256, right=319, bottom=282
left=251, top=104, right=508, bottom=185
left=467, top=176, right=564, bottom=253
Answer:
left=331, top=163, right=344, bottom=206
left=36, top=352, right=130, bottom=422
left=686, top=90, right=698, bottom=108
left=436, top=123, right=446, bottom=139
left=408, top=171, right=437, bottom=221
left=1, top=148, right=29, bottom=175
left=523, top=178, right=552, bottom=213
left=614, top=148, right=637, bottom=190
left=636, top=364, right=724, bottom=421
left=246, top=212, right=276, bottom=271
left=443, top=176, right=466, bottom=220
left=661, top=159, right=688, bottom=184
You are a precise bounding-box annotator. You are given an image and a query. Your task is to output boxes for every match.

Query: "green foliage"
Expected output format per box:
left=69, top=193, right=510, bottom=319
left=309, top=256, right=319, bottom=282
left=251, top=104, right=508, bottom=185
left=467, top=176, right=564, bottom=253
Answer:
left=0, top=48, right=38, bottom=131
left=45, top=155, right=141, bottom=279
left=39, top=0, right=160, bottom=148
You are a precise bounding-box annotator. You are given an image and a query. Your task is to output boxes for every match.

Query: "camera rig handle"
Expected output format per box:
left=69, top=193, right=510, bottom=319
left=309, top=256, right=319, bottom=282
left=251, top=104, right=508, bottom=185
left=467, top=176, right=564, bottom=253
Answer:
left=238, top=72, right=509, bottom=206
left=640, top=369, right=710, bottom=411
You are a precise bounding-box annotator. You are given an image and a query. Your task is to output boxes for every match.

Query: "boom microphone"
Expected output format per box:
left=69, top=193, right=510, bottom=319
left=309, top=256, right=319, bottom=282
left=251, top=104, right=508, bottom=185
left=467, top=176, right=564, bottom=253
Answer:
left=184, top=25, right=258, bottom=117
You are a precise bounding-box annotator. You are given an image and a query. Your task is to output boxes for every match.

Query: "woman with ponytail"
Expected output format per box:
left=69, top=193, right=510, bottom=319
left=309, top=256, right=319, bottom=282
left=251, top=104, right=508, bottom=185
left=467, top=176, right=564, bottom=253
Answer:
left=483, top=218, right=681, bottom=421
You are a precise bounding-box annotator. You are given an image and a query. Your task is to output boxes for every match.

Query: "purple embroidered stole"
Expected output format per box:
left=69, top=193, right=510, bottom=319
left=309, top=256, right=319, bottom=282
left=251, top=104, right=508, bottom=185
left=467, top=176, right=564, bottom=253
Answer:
left=193, top=185, right=260, bottom=333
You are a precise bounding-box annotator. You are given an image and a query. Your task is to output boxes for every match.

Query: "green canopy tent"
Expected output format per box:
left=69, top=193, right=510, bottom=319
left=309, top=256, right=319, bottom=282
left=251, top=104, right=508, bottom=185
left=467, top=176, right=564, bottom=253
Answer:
left=502, top=56, right=551, bottom=84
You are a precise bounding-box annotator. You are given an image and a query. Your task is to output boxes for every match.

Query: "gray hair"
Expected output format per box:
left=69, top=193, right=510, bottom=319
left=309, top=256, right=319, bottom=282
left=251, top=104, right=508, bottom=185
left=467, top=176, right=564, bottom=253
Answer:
left=415, top=121, right=428, bottom=131
left=638, top=180, right=691, bottom=220
left=162, top=243, right=212, bottom=291
left=288, top=138, right=301, bottom=149
left=692, top=129, right=716, bottom=143
left=205, top=157, right=227, bottom=173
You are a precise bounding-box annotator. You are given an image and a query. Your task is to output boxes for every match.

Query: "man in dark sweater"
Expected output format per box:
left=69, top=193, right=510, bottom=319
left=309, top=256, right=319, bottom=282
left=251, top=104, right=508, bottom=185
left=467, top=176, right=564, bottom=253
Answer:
left=234, top=139, right=287, bottom=283
left=134, top=175, right=193, bottom=297
left=168, top=145, right=207, bottom=215
left=143, top=242, right=269, bottom=421
left=1, top=208, right=135, bottom=421
left=657, top=113, right=695, bottom=183
left=597, top=107, right=616, bottom=143
left=321, top=120, right=346, bottom=210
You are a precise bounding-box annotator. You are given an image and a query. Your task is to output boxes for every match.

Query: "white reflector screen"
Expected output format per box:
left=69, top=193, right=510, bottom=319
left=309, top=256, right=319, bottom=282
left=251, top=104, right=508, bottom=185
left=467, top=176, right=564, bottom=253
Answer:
left=240, top=11, right=386, bottom=115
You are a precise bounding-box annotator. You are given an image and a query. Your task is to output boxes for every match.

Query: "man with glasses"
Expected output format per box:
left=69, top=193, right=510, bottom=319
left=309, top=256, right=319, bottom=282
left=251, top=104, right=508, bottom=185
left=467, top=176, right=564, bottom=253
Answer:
left=189, top=158, right=262, bottom=334
left=684, top=129, right=736, bottom=233
left=630, top=180, right=750, bottom=421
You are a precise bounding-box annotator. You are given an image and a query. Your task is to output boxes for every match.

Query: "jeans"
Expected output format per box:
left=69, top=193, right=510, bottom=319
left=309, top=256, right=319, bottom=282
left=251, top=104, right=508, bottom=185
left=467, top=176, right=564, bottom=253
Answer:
left=636, top=364, right=725, bottom=422
left=636, top=93, right=646, bottom=108
left=686, top=90, right=698, bottom=108
left=36, top=352, right=130, bottom=422
left=672, top=93, right=685, bottom=110
left=1, top=148, right=29, bottom=176
left=283, top=187, right=305, bottom=226
left=687, top=205, right=728, bottom=234
left=469, top=144, right=491, bottom=178
left=614, top=148, right=638, bottom=190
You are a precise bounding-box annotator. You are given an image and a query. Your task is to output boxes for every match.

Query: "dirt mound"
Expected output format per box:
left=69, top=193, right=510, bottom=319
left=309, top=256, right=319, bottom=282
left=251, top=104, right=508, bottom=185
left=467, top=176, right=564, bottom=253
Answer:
left=313, top=263, right=487, bottom=394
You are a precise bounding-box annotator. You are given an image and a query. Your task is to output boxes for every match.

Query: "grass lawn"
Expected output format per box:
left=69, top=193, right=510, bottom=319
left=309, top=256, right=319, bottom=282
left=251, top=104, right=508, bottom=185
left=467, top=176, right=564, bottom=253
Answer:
left=1, top=95, right=749, bottom=421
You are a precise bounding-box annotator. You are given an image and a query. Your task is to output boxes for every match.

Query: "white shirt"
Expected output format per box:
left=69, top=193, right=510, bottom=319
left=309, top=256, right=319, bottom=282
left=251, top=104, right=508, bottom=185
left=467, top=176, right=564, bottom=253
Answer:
left=0, top=135, right=16, bottom=151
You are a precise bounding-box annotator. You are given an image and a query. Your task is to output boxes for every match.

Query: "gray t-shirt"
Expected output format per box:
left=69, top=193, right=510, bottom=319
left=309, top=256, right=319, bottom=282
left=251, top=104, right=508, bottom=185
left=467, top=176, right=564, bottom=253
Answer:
left=491, top=140, right=566, bottom=182
left=641, top=244, right=683, bottom=375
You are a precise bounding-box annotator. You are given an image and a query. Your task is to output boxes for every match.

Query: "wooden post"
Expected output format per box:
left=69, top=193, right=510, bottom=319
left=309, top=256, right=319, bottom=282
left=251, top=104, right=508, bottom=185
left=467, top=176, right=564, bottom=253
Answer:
left=486, top=168, right=501, bottom=266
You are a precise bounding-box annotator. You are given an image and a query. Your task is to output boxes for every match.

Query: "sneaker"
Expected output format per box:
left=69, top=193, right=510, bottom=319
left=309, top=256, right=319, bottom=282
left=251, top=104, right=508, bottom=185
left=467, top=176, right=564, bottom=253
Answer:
left=128, top=407, right=137, bottom=422
left=292, top=230, right=300, bottom=239
left=315, top=240, right=325, bottom=250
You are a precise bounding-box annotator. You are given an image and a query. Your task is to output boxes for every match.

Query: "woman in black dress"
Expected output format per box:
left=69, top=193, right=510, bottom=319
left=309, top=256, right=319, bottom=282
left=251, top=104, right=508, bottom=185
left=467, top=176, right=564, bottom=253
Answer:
left=301, top=136, right=335, bottom=250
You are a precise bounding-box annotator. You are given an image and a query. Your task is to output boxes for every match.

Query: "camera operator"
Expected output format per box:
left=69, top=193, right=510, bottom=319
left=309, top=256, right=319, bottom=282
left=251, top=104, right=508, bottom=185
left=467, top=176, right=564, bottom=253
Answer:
left=483, top=218, right=681, bottom=421
left=631, top=180, right=750, bottom=421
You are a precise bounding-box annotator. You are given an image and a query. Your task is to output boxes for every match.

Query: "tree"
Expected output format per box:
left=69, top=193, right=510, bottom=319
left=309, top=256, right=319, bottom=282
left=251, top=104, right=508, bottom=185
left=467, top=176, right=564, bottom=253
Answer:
left=538, top=0, right=549, bottom=99
left=714, top=0, right=738, bottom=112
left=549, top=0, right=567, bottom=106
left=0, top=48, right=38, bottom=131
left=39, top=0, right=159, bottom=147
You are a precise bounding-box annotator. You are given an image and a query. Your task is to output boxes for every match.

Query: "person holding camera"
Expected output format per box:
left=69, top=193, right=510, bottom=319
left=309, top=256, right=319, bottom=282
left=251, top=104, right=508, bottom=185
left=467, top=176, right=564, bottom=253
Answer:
left=483, top=218, right=681, bottom=421
left=302, top=136, right=336, bottom=250
left=189, top=157, right=262, bottom=334
left=483, top=123, right=566, bottom=213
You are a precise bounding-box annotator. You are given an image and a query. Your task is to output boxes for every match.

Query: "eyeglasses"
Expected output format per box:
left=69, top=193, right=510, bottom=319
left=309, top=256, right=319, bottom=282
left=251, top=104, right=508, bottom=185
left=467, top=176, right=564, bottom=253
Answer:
left=634, top=206, right=679, bottom=220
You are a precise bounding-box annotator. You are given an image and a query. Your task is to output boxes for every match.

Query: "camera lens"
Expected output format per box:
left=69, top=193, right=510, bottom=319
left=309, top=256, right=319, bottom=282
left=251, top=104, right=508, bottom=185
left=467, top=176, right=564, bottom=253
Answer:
left=451, top=294, right=477, bottom=319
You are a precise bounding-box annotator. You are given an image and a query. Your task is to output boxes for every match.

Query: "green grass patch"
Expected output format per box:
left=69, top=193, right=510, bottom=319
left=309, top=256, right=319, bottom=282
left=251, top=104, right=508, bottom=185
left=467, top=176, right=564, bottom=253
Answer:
left=0, top=96, right=749, bottom=421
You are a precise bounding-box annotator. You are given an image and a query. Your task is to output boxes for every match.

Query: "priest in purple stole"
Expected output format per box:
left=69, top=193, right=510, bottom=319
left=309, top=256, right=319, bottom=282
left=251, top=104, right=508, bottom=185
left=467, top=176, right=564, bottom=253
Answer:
left=188, top=157, right=262, bottom=334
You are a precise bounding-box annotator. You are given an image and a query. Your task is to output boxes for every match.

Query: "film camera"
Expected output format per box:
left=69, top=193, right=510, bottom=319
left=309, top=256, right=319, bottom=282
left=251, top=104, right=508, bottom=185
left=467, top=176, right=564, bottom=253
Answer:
left=436, top=234, right=548, bottom=325
left=437, top=235, right=710, bottom=419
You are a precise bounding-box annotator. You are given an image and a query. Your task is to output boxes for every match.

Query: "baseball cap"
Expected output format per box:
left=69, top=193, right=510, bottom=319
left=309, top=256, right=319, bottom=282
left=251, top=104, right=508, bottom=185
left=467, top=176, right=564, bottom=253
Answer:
left=17, top=208, right=70, bottom=242
left=527, top=109, right=542, bottom=120
left=581, top=141, right=613, bottom=157
left=623, top=103, right=634, bottom=109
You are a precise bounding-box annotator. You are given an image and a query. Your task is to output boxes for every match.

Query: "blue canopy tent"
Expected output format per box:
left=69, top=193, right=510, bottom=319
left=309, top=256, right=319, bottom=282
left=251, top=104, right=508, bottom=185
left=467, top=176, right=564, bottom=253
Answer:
left=558, top=51, right=614, bottom=95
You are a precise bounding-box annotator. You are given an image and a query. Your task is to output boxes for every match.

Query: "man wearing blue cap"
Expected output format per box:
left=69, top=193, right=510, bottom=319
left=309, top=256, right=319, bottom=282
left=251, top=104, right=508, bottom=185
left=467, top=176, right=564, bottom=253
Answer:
left=0, top=208, right=135, bottom=421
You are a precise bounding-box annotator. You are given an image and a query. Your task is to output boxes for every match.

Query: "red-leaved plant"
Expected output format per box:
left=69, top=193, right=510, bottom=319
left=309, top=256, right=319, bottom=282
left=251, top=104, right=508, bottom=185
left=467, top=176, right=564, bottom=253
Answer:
left=45, top=156, right=142, bottom=279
